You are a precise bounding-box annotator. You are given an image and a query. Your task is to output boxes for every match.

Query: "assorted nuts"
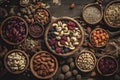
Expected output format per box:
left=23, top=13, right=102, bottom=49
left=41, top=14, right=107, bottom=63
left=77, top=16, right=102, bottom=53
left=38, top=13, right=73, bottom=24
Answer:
left=1, top=16, right=28, bottom=45
left=29, top=22, right=44, bottom=38
left=90, top=28, right=109, bottom=47
left=97, top=56, right=118, bottom=76
left=46, top=17, right=84, bottom=56
left=83, top=4, right=102, bottom=24
left=30, top=51, right=58, bottom=79
left=34, top=8, right=50, bottom=25
left=18, top=37, right=41, bottom=53
left=76, top=51, right=96, bottom=72
left=4, top=50, right=28, bottom=74
left=104, top=1, right=120, bottom=28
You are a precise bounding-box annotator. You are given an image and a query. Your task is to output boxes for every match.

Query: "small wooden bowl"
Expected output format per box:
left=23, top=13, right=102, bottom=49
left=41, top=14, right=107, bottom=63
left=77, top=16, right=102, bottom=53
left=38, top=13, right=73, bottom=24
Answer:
left=97, top=55, right=118, bottom=76
left=34, top=8, right=51, bottom=26
left=104, top=0, right=120, bottom=28
left=30, top=51, right=58, bottom=79
left=4, top=49, right=29, bottom=74
left=29, top=22, right=44, bottom=38
left=82, top=3, right=103, bottom=25
left=75, top=50, right=96, bottom=72
left=45, top=17, right=84, bottom=57
left=90, top=28, right=109, bottom=48
left=0, top=16, right=28, bottom=45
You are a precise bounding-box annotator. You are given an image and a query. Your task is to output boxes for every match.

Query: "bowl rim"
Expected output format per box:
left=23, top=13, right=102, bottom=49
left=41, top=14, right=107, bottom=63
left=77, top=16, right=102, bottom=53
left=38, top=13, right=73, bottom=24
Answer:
left=82, top=3, right=103, bottom=25
left=104, top=0, right=120, bottom=28
left=75, top=50, right=97, bottom=72
left=97, top=55, right=118, bottom=76
left=4, top=49, right=29, bottom=74
left=45, top=17, right=84, bottom=57
left=34, top=8, right=51, bottom=26
left=30, top=51, right=58, bottom=79
left=90, top=27, right=109, bottom=48
left=0, top=16, right=28, bottom=45
left=28, top=22, right=44, bottom=38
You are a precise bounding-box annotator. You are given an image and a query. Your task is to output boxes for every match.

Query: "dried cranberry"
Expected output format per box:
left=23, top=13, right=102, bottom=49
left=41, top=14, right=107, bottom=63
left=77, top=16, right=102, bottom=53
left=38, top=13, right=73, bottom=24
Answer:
left=61, top=36, right=67, bottom=41
left=55, top=47, right=62, bottom=53
left=60, top=40, right=66, bottom=45
left=49, top=39, right=56, bottom=45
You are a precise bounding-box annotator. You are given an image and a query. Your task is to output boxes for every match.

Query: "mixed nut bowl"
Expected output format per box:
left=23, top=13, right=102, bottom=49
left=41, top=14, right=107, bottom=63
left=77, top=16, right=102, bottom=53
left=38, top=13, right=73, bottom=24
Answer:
left=45, top=17, right=84, bottom=57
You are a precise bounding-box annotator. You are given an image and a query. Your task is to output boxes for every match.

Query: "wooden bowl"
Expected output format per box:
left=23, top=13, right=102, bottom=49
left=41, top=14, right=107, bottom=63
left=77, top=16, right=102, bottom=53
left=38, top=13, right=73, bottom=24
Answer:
left=45, top=17, right=84, bottom=57
left=4, top=49, right=29, bottom=74
left=97, top=55, right=118, bottom=76
left=104, top=0, right=120, bottom=28
left=29, top=22, right=44, bottom=38
left=34, top=8, right=51, bottom=26
left=82, top=3, right=103, bottom=25
left=90, top=28, right=109, bottom=48
left=0, top=16, right=28, bottom=45
left=30, top=51, right=58, bottom=79
left=75, top=50, right=96, bottom=72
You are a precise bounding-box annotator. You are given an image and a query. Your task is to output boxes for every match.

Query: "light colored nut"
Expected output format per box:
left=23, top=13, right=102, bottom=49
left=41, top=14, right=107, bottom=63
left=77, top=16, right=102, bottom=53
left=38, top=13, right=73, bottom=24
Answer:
left=58, top=42, right=64, bottom=47
left=54, top=32, right=59, bottom=35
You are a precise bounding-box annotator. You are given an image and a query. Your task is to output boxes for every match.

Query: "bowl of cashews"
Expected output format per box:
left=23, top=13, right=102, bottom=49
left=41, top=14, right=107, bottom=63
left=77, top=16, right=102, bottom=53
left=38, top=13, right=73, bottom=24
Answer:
left=45, top=17, right=84, bottom=57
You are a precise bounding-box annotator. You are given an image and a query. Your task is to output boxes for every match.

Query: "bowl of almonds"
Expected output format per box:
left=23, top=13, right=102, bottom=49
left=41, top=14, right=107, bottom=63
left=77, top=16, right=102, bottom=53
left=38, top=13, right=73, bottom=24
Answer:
left=90, top=28, right=109, bottom=47
left=75, top=50, right=96, bottom=72
left=30, top=51, right=58, bottom=79
left=4, top=49, right=29, bottom=74
left=45, top=17, right=84, bottom=57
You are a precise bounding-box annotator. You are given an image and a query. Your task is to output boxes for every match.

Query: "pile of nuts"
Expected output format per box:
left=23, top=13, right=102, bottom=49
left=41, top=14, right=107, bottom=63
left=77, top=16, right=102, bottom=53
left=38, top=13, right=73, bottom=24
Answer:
left=97, top=56, right=118, bottom=76
left=83, top=5, right=102, bottom=24
left=76, top=51, right=96, bottom=72
left=104, top=1, right=120, bottom=27
left=34, top=8, right=50, bottom=25
left=47, top=19, right=82, bottom=54
left=6, top=50, right=27, bottom=72
left=31, top=51, right=57, bottom=78
left=29, top=22, right=44, bottom=38
left=18, top=37, right=41, bottom=53
left=1, top=16, right=28, bottom=44
left=90, top=28, right=109, bottom=47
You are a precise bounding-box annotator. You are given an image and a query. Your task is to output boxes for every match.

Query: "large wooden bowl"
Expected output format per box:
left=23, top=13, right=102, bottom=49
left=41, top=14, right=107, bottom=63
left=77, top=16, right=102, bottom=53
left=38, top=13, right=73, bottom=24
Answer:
left=45, top=17, right=84, bottom=57
left=4, top=49, right=29, bottom=74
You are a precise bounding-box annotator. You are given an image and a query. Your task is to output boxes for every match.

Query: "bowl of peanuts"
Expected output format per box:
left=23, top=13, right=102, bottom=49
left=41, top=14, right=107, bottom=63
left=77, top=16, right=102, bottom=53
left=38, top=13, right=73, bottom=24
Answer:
left=45, top=17, right=84, bottom=57
left=4, top=49, right=29, bottom=74
left=75, top=50, right=96, bottom=72
left=90, top=28, right=109, bottom=47
left=30, top=51, right=58, bottom=79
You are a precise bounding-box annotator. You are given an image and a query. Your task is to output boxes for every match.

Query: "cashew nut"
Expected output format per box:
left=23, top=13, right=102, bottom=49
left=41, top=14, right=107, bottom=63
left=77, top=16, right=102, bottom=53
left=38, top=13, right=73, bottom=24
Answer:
left=58, top=21, right=62, bottom=27
left=71, top=37, right=77, bottom=41
left=52, top=23, right=58, bottom=27
left=58, top=42, right=63, bottom=47
left=63, top=30, right=70, bottom=36
left=59, top=30, right=64, bottom=36
left=73, top=41, right=79, bottom=45
left=67, top=37, right=70, bottom=42
left=54, top=32, right=59, bottom=35
left=56, top=36, right=61, bottom=40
